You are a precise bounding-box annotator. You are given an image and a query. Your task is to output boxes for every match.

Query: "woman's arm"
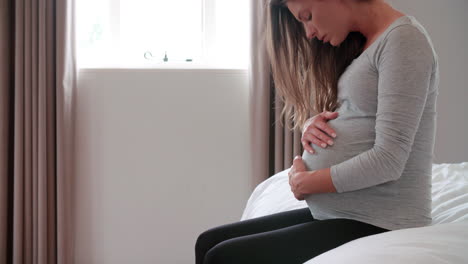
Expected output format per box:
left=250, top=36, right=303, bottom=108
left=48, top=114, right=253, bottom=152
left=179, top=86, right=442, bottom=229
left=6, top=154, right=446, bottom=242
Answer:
left=305, top=168, right=337, bottom=195
left=328, top=25, right=435, bottom=194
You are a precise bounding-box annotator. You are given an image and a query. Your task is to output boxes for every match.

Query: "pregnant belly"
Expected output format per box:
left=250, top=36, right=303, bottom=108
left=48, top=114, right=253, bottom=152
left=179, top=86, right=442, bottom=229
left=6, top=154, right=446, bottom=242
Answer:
left=301, top=114, right=376, bottom=171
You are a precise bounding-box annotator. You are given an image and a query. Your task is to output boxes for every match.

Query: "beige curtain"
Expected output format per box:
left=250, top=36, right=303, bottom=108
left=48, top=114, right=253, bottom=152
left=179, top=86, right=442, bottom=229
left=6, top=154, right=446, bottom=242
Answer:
left=249, top=0, right=304, bottom=190
left=0, top=0, right=77, bottom=263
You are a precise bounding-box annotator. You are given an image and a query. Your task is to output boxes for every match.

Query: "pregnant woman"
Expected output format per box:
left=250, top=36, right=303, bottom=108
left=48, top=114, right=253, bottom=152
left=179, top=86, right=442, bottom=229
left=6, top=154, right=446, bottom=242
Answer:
left=195, top=0, right=439, bottom=263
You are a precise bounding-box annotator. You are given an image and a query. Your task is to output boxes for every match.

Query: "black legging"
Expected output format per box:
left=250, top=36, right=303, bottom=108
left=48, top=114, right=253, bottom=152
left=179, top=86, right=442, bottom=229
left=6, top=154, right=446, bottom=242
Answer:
left=195, top=207, right=390, bottom=264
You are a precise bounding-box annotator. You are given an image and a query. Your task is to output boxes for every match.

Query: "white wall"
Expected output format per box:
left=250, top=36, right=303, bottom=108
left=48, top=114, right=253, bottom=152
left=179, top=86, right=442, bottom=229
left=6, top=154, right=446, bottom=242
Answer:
left=74, top=69, right=252, bottom=263
left=73, top=1, right=468, bottom=263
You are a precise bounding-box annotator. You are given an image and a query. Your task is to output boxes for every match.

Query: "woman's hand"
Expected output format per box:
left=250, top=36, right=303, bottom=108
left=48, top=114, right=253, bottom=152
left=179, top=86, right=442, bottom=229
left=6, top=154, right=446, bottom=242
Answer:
left=288, top=156, right=314, bottom=200
left=301, top=111, right=339, bottom=154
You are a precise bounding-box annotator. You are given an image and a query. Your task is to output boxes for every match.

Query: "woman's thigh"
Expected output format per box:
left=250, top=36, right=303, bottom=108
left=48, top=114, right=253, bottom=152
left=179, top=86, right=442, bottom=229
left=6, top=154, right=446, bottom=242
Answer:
left=203, top=218, right=389, bottom=264
left=195, top=207, right=314, bottom=264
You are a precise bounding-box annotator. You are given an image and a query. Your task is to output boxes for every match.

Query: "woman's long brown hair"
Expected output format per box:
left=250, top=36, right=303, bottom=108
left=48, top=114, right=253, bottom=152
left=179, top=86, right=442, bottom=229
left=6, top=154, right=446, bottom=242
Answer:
left=265, top=0, right=367, bottom=131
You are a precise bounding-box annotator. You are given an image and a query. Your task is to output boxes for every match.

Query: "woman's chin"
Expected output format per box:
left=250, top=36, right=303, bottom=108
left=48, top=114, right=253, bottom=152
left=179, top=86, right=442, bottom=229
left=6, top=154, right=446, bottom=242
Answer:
left=331, top=40, right=342, bottom=47
left=328, top=36, right=345, bottom=47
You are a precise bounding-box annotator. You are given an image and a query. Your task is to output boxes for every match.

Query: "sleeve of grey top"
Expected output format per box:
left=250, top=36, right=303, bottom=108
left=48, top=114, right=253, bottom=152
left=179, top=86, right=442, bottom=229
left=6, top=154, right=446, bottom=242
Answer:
left=330, top=25, right=435, bottom=193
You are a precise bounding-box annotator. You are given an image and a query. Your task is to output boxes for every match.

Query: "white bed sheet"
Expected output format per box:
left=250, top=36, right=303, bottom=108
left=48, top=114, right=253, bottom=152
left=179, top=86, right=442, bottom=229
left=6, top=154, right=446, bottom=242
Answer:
left=304, top=220, right=468, bottom=264
left=240, top=162, right=468, bottom=263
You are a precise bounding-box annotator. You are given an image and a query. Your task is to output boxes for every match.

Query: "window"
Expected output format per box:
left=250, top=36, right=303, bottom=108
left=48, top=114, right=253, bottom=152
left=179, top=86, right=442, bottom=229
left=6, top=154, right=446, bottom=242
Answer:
left=76, top=0, right=250, bottom=69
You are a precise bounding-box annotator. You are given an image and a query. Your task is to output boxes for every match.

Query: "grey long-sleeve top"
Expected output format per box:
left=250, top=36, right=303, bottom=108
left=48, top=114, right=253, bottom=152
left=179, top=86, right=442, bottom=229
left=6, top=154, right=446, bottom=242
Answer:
left=302, top=15, right=439, bottom=231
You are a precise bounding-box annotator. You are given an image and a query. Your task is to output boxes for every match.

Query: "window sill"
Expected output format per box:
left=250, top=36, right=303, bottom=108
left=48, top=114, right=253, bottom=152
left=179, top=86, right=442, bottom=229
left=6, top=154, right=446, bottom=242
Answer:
left=78, top=63, right=249, bottom=74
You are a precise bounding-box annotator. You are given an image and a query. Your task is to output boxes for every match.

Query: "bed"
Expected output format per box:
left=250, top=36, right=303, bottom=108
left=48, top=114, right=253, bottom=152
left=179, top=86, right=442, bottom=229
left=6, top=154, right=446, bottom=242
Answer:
left=240, top=162, right=468, bottom=263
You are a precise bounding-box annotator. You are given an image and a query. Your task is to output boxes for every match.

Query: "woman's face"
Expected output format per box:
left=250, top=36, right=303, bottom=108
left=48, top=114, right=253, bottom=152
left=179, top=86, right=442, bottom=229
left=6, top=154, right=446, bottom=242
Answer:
left=286, top=0, right=352, bottom=46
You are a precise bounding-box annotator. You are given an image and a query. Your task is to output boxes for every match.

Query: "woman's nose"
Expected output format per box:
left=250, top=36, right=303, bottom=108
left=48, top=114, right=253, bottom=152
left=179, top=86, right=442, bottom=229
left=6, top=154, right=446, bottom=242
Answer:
left=304, top=26, right=316, bottom=40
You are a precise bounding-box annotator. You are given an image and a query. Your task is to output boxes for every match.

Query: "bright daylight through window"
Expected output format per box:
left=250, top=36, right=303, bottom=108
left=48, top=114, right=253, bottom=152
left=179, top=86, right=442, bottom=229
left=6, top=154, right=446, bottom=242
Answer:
left=76, top=0, right=250, bottom=69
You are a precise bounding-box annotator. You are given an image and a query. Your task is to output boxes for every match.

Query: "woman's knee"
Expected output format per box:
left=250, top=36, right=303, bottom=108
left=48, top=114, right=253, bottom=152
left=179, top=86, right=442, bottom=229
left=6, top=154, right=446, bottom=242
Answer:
left=195, top=229, right=216, bottom=264
left=195, top=229, right=214, bottom=254
left=203, top=239, right=245, bottom=264
left=195, top=226, right=228, bottom=261
left=195, top=222, right=240, bottom=253
left=202, top=243, right=225, bottom=264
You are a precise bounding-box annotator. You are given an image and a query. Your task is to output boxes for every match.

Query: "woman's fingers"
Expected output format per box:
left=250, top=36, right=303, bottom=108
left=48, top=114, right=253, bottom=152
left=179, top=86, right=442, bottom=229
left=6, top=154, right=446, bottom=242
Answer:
left=311, top=127, right=335, bottom=147
left=321, top=111, right=339, bottom=121
left=301, top=139, right=315, bottom=154
left=314, top=120, right=337, bottom=139
left=302, top=130, right=331, bottom=149
left=293, top=156, right=306, bottom=171
left=289, top=164, right=304, bottom=200
left=301, top=112, right=338, bottom=154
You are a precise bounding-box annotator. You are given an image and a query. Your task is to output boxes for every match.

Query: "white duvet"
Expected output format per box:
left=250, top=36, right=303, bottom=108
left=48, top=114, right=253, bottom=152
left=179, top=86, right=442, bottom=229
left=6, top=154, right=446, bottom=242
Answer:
left=241, top=162, right=468, bottom=263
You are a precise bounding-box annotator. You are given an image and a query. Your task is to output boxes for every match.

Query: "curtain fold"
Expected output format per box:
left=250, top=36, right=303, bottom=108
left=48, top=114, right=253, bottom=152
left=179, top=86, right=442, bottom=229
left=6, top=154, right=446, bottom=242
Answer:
left=0, top=0, right=13, bottom=262
left=56, top=1, right=77, bottom=263
left=0, top=0, right=77, bottom=263
left=249, top=0, right=304, bottom=191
